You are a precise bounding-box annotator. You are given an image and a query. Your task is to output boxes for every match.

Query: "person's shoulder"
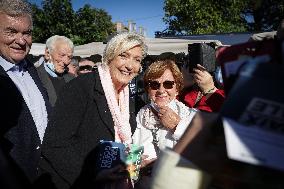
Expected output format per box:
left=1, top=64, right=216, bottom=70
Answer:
left=65, top=71, right=98, bottom=90
left=34, top=61, right=46, bottom=74
left=175, top=99, right=197, bottom=113
left=137, top=104, right=151, bottom=116
left=175, top=99, right=187, bottom=108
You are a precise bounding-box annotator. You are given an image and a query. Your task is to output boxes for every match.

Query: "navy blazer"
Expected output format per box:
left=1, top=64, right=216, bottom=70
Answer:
left=40, top=69, right=137, bottom=189
left=0, top=59, right=51, bottom=182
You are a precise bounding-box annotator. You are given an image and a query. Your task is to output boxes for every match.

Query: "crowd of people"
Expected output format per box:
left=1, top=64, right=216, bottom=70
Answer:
left=1, top=0, right=284, bottom=189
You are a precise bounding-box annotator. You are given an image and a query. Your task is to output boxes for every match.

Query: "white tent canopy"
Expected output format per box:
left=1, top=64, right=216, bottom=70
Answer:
left=29, top=38, right=222, bottom=57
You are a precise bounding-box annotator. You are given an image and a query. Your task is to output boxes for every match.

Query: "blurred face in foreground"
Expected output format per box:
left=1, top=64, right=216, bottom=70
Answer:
left=148, top=69, right=178, bottom=107
left=108, top=45, right=143, bottom=91
left=0, top=13, right=32, bottom=64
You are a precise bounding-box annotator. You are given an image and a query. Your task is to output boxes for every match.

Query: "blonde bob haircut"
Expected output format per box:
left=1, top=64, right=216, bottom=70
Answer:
left=144, top=59, right=184, bottom=93
left=103, top=32, right=148, bottom=64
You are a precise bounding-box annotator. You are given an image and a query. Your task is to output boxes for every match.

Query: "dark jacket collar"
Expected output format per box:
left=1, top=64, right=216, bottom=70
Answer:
left=91, top=69, right=137, bottom=136
left=0, top=58, right=52, bottom=120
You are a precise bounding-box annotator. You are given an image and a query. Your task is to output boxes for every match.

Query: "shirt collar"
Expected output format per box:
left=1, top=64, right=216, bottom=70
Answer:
left=150, top=99, right=177, bottom=113
left=43, top=61, right=58, bottom=77
left=0, top=56, right=27, bottom=72
left=167, top=99, right=178, bottom=110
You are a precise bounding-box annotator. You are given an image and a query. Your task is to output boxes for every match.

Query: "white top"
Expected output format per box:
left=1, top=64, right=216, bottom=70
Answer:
left=132, top=99, right=197, bottom=159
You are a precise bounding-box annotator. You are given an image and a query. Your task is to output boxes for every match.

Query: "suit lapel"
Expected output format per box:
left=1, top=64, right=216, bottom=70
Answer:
left=91, top=71, right=137, bottom=138
left=0, top=60, right=41, bottom=149
left=0, top=64, right=7, bottom=77
left=35, top=64, right=56, bottom=107
left=92, top=74, right=115, bottom=136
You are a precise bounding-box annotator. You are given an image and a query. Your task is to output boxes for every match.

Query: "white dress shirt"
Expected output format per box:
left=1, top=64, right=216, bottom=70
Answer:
left=0, top=56, right=48, bottom=142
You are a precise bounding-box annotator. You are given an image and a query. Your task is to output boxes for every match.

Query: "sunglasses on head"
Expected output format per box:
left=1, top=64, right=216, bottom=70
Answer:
left=148, top=80, right=175, bottom=90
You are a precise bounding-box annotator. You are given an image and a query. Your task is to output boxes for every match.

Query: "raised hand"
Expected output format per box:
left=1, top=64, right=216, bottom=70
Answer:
left=158, top=106, right=181, bottom=132
left=193, top=64, right=216, bottom=94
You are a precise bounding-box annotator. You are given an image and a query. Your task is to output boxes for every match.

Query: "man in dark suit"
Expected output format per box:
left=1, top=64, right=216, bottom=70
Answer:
left=36, top=35, right=75, bottom=107
left=0, top=0, right=50, bottom=185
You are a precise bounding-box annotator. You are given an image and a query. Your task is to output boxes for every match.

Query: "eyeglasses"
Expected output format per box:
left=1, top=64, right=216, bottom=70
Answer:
left=148, top=80, right=175, bottom=90
left=79, top=65, right=94, bottom=72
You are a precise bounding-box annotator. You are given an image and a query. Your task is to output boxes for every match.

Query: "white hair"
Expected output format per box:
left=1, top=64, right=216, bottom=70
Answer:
left=46, top=35, right=74, bottom=53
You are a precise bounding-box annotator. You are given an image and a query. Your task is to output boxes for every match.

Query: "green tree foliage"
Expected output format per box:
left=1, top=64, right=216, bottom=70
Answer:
left=31, top=0, right=115, bottom=45
left=31, top=4, right=46, bottom=42
left=74, top=4, right=115, bottom=44
left=244, top=0, right=284, bottom=31
left=163, top=0, right=284, bottom=35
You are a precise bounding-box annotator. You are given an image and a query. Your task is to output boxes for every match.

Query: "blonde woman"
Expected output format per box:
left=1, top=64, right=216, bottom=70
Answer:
left=40, top=32, right=148, bottom=189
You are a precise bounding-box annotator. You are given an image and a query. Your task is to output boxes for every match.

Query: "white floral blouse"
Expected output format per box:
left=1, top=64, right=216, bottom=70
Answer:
left=132, top=99, right=197, bottom=160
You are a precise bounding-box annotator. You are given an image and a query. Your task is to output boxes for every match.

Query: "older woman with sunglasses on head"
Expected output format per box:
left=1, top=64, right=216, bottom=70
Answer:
left=132, top=60, right=197, bottom=163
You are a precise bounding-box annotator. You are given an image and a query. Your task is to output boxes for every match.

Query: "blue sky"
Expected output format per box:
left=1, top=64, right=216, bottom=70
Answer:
left=29, top=0, right=167, bottom=38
